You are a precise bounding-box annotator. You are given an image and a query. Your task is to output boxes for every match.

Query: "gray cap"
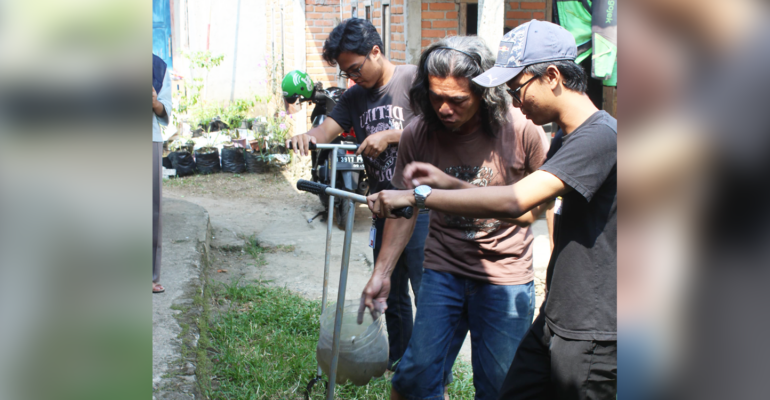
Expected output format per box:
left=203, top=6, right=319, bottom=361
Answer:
left=473, top=20, right=577, bottom=88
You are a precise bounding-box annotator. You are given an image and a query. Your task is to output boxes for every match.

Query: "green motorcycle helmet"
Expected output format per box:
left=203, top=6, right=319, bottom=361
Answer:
left=282, top=70, right=314, bottom=102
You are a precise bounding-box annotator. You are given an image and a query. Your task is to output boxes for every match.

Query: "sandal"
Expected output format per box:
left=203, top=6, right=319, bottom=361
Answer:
left=153, top=283, right=165, bottom=294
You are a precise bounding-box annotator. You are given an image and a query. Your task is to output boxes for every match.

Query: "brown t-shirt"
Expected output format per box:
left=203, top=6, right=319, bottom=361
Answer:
left=392, top=107, right=549, bottom=285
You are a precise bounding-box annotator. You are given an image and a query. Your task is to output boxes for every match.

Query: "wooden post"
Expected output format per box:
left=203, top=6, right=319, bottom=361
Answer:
left=546, top=0, right=553, bottom=22
left=603, top=86, right=617, bottom=119
left=459, top=2, right=468, bottom=35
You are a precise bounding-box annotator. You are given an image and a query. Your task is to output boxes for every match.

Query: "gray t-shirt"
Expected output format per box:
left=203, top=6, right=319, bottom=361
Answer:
left=328, top=65, right=417, bottom=194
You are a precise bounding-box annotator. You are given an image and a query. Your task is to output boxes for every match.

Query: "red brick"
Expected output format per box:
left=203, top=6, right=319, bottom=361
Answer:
left=315, top=6, right=334, bottom=12
left=447, top=30, right=457, bottom=36
left=392, top=15, right=404, bottom=23
left=307, top=13, right=322, bottom=19
left=308, top=27, right=323, bottom=33
left=422, top=29, right=446, bottom=38
left=374, top=11, right=381, bottom=18
left=393, top=34, right=404, bottom=41
left=433, top=20, right=458, bottom=28
left=506, top=11, right=532, bottom=19
left=315, top=20, right=333, bottom=26
left=445, top=11, right=458, bottom=19
left=422, top=39, right=433, bottom=47
left=391, top=43, right=405, bottom=51
left=422, top=11, right=445, bottom=19
left=430, top=3, right=456, bottom=11
left=422, top=21, right=432, bottom=28
left=316, top=33, right=329, bottom=39
left=394, top=0, right=403, bottom=5
left=533, top=12, right=545, bottom=19
left=393, top=6, right=403, bottom=13
left=422, top=3, right=428, bottom=10
left=521, top=2, right=546, bottom=10
left=322, top=27, right=334, bottom=33
left=392, top=25, right=403, bottom=32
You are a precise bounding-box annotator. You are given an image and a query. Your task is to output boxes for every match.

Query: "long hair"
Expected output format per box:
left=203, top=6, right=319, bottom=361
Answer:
left=409, top=36, right=509, bottom=136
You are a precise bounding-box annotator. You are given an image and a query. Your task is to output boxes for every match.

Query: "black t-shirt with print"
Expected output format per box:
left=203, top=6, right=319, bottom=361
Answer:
left=328, top=65, right=417, bottom=194
left=540, top=110, right=617, bottom=341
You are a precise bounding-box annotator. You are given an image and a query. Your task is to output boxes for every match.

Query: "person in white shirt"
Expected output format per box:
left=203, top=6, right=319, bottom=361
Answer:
left=152, top=54, right=172, bottom=294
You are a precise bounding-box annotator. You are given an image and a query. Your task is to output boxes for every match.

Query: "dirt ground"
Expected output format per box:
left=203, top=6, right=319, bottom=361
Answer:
left=163, top=162, right=550, bottom=363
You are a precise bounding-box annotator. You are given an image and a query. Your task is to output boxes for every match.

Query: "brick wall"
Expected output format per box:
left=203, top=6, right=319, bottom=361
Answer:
left=305, top=0, right=341, bottom=91
left=420, top=1, right=459, bottom=49
left=505, top=1, right=547, bottom=30
left=369, top=1, right=407, bottom=65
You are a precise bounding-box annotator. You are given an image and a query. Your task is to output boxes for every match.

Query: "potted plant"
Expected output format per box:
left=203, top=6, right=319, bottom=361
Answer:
left=194, top=131, right=223, bottom=174
left=168, top=138, right=197, bottom=177
left=221, top=143, right=246, bottom=174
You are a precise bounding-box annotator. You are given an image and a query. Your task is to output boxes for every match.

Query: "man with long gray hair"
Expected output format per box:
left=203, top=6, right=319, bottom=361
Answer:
left=358, top=36, right=549, bottom=400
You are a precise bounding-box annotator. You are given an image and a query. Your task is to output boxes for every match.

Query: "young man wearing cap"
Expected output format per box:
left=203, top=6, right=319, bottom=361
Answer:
left=285, top=18, right=430, bottom=371
left=358, top=35, right=549, bottom=400
left=368, top=20, right=617, bottom=399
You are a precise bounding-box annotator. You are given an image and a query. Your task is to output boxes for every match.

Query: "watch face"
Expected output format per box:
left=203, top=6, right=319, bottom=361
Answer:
left=415, top=185, right=431, bottom=196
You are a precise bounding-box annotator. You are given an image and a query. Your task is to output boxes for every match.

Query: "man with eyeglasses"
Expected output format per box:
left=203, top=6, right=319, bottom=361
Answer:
left=285, top=18, right=428, bottom=373
left=367, top=21, right=617, bottom=399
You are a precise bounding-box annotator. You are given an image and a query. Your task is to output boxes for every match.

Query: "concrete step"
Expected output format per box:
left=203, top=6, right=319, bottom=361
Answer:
left=153, top=198, right=211, bottom=399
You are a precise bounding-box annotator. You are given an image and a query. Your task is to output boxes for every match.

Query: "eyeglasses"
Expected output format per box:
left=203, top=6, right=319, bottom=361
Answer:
left=339, top=51, right=370, bottom=80
left=506, top=75, right=539, bottom=105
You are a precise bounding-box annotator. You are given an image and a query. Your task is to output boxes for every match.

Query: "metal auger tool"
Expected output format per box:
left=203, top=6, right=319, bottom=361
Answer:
left=296, top=178, right=413, bottom=399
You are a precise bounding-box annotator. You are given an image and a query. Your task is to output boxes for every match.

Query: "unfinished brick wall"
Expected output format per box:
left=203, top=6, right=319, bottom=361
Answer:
left=420, top=1, right=459, bottom=50
left=505, top=1, right=547, bottom=30
left=305, top=0, right=341, bottom=91
left=368, top=1, right=407, bottom=65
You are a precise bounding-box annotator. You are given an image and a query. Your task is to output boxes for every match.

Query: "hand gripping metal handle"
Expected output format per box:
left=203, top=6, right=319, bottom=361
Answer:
left=296, top=179, right=413, bottom=219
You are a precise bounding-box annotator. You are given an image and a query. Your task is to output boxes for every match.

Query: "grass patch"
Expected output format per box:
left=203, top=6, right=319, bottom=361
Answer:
left=206, top=280, right=475, bottom=399
left=245, top=236, right=268, bottom=267
left=244, top=236, right=296, bottom=267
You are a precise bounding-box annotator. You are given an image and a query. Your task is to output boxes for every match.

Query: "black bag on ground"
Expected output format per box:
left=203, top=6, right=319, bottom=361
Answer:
left=195, top=148, right=221, bottom=174
left=221, top=147, right=246, bottom=173
left=162, top=155, right=173, bottom=169
left=168, top=151, right=197, bottom=177
left=245, top=150, right=268, bottom=173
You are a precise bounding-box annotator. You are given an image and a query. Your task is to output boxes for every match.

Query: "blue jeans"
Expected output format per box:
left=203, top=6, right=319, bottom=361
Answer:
left=373, top=211, right=430, bottom=369
left=391, top=269, right=535, bottom=400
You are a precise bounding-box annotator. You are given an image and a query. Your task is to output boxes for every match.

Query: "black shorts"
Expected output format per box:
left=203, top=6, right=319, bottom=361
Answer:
left=498, top=314, right=617, bottom=400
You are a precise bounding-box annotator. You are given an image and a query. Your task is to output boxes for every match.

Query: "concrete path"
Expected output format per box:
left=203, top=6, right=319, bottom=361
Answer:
left=152, top=199, right=210, bottom=399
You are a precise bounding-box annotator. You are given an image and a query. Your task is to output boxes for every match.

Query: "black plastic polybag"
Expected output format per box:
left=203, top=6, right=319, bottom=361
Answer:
left=221, top=147, right=246, bottom=173
left=168, top=151, right=197, bottom=177
left=194, top=148, right=221, bottom=174
left=245, top=150, right=268, bottom=173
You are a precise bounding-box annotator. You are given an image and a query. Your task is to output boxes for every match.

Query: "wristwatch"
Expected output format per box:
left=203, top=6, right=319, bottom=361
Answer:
left=414, top=185, right=432, bottom=209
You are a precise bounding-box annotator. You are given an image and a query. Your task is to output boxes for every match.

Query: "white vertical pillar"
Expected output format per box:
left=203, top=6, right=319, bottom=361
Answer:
left=478, top=0, right=504, bottom=53
left=405, top=0, right=422, bottom=65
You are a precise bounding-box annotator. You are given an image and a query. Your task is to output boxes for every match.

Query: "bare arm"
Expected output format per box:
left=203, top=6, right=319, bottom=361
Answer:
left=358, top=216, right=418, bottom=322
left=368, top=170, right=571, bottom=220
left=356, top=129, right=403, bottom=158
left=373, top=217, right=417, bottom=277
left=285, top=117, right=344, bottom=157
left=400, top=161, right=556, bottom=225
